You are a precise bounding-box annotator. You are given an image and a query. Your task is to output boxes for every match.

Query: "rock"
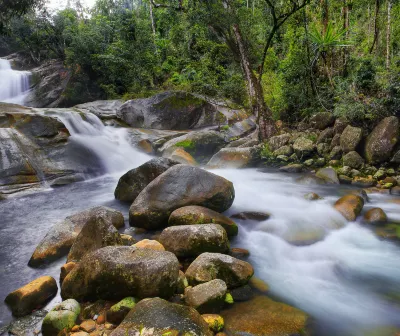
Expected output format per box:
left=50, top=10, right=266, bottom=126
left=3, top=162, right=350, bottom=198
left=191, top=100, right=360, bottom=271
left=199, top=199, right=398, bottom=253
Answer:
left=3, top=309, right=47, bottom=336
left=185, top=279, right=227, bottom=313
left=129, top=165, right=235, bottom=230
left=304, top=192, right=323, bottom=200
left=317, top=127, right=334, bottom=144
left=238, top=139, right=259, bottom=148
left=168, top=205, right=238, bottom=237
left=220, top=295, right=309, bottom=336
left=29, top=206, right=124, bottom=267
left=351, top=176, right=376, bottom=188
left=109, top=297, right=212, bottom=336
left=117, top=91, right=224, bottom=130
left=206, top=147, right=259, bottom=169
left=159, top=224, right=230, bottom=258
left=315, top=167, right=339, bottom=184
left=230, top=248, right=250, bottom=259
left=134, top=239, right=165, bottom=251
left=334, top=195, right=364, bottom=221
left=333, top=118, right=349, bottom=134
left=391, top=186, right=400, bottom=196
left=177, top=271, right=189, bottom=294
left=120, top=234, right=136, bottom=246
left=5, top=276, right=57, bottom=317
left=338, top=166, right=352, bottom=176
left=392, top=149, right=400, bottom=163
left=317, top=142, right=329, bottom=156
left=350, top=169, right=361, bottom=177
left=226, top=138, right=249, bottom=148
left=331, top=133, right=341, bottom=148
left=185, top=252, right=254, bottom=288
left=267, top=134, right=291, bottom=152
left=114, top=158, right=179, bottom=202
left=224, top=117, right=257, bottom=141
left=230, top=211, right=270, bottom=221
left=81, top=300, right=107, bottom=319
left=340, top=125, right=363, bottom=153
left=170, top=148, right=197, bottom=165
left=310, top=112, right=335, bottom=130
left=160, top=130, right=226, bottom=164
left=80, top=320, right=96, bottom=333
left=365, top=117, right=399, bottom=163
left=339, top=174, right=353, bottom=184
left=374, top=169, right=387, bottom=180
left=273, top=145, right=293, bottom=156
left=276, top=154, right=289, bottom=162
left=136, top=139, right=154, bottom=154
left=343, top=151, right=364, bottom=169
left=67, top=215, right=123, bottom=263
left=71, top=332, right=89, bottom=336
left=74, top=100, right=123, bottom=120
left=60, top=262, right=77, bottom=284
left=293, top=137, right=315, bottom=158
left=349, top=189, right=370, bottom=203
left=202, top=314, right=225, bottom=333
left=42, top=299, right=81, bottom=336
left=61, top=246, right=179, bottom=301
left=106, top=297, right=137, bottom=325
left=363, top=208, right=388, bottom=225
left=279, top=163, right=303, bottom=173
left=50, top=174, right=85, bottom=187
left=329, top=145, right=342, bottom=160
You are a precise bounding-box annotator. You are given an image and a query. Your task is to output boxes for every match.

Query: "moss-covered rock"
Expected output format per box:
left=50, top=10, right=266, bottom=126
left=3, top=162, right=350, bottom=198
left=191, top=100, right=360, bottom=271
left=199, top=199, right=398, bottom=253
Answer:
left=293, top=137, right=315, bottom=159
left=343, top=151, right=364, bottom=169
left=106, top=297, right=136, bottom=325
left=340, top=125, right=363, bottom=153
left=42, top=299, right=81, bottom=336
left=334, top=194, right=364, bottom=221
left=202, top=314, right=225, bottom=333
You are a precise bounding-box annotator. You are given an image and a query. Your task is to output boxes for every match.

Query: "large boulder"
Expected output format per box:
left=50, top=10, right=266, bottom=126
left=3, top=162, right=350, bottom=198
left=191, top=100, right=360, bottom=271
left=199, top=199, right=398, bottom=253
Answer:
left=159, top=224, right=230, bottom=258
left=206, top=146, right=260, bottom=169
left=168, top=205, right=238, bottom=236
left=74, top=100, right=123, bottom=120
left=185, top=279, right=228, bottom=313
left=334, top=194, right=364, bottom=221
left=114, top=158, right=179, bottom=202
left=117, top=91, right=224, bottom=130
left=5, top=276, right=57, bottom=317
left=342, top=151, right=364, bottom=169
left=110, top=297, right=212, bottom=336
left=309, top=112, right=335, bottom=130
left=267, top=134, right=291, bottom=152
left=364, top=116, right=399, bottom=164
left=41, top=299, right=81, bottom=336
left=67, top=215, right=123, bottom=262
left=185, top=252, right=254, bottom=288
left=29, top=206, right=124, bottom=266
left=315, top=167, right=339, bottom=184
left=293, top=137, right=315, bottom=158
left=340, top=125, right=363, bottom=153
left=129, top=165, right=235, bottom=230
left=61, top=246, right=179, bottom=301
left=363, top=208, right=388, bottom=225
left=160, top=130, right=226, bottom=164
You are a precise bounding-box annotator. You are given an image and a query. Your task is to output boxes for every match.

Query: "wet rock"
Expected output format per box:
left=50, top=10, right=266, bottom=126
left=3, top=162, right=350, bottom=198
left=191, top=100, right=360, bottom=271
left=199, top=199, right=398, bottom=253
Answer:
left=109, top=297, right=212, bottom=336
left=160, top=224, right=230, bottom=258
left=177, top=270, right=189, bottom=294
left=129, top=165, right=235, bottom=230
left=230, top=211, right=270, bottom=221
left=29, top=206, right=124, bottom=267
left=334, top=194, right=364, bottom=221
left=317, top=127, right=334, bottom=144
left=80, top=320, right=96, bottom=333
left=60, top=262, right=77, bottom=284
left=185, top=252, right=254, bottom=288
left=343, top=151, right=364, bottom=169
left=293, top=137, right=315, bottom=158
left=206, top=147, right=259, bottom=169
left=185, top=279, right=227, bottom=313
left=160, top=130, right=226, bottom=164
left=169, top=205, right=238, bottom=236
left=304, top=192, right=323, bottom=200
left=3, top=309, right=47, bottom=336
left=317, top=142, right=329, bottom=156
left=42, top=299, right=81, bottom=336
left=391, top=149, right=400, bottom=163
left=391, top=186, right=400, bottom=196
left=338, top=165, right=352, bottom=176
left=230, top=285, right=253, bottom=302
left=134, top=239, right=165, bottom=251
left=220, top=295, right=309, bottom=336
left=279, top=163, right=303, bottom=173
left=61, top=246, right=179, bottom=301
left=315, top=167, right=339, bottom=184
left=81, top=300, right=107, bottom=319
left=226, top=138, right=249, bottom=148
left=117, top=91, right=224, bottom=130
left=202, top=314, right=225, bottom=333
left=136, top=139, right=154, bottom=154
left=230, top=248, right=250, bottom=260
left=351, top=169, right=361, bottom=177
left=224, top=117, right=257, bottom=141
left=366, top=117, right=400, bottom=164
left=50, top=174, right=85, bottom=187
left=349, top=189, right=370, bottom=203
left=273, top=145, right=293, bottom=157
left=74, top=100, right=123, bottom=120
left=351, top=176, right=376, bottom=188
left=309, top=112, right=335, bottom=130
left=363, top=208, right=388, bottom=225
left=5, top=276, right=57, bottom=317
left=268, top=134, right=291, bottom=152
left=170, top=148, right=197, bottom=165
left=340, top=125, right=363, bottom=153
left=339, top=174, right=353, bottom=184
left=114, top=158, right=179, bottom=202
left=106, top=297, right=137, bottom=325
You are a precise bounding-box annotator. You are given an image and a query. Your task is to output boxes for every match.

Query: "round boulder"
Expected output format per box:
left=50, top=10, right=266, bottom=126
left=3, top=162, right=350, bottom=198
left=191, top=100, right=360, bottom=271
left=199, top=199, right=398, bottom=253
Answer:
left=340, top=125, right=363, bottom=153
left=309, top=112, right=335, bottom=130
left=134, top=239, right=165, bottom=251
left=168, top=205, right=238, bottom=236
left=61, top=246, right=179, bottom=301
left=185, top=279, right=228, bottom=313
left=363, top=208, right=388, bottom=225
left=159, top=224, right=230, bottom=258
left=129, top=165, right=235, bottom=230
left=342, top=151, right=364, bottom=169
left=334, top=194, right=364, bottom=221
left=293, top=137, right=315, bottom=158
left=316, top=167, right=339, bottom=184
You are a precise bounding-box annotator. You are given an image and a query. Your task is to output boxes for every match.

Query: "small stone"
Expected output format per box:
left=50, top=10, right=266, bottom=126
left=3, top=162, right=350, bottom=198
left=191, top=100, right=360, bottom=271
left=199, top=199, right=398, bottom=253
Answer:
left=71, top=332, right=89, bottom=336
left=177, top=270, right=189, bottom=294
left=134, top=239, right=165, bottom=251
left=276, top=154, right=289, bottom=162
left=363, top=208, right=388, bottom=225
left=230, top=285, right=254, bottom=302
left=230, top=248, right=250, bottom=259
left=350, top=169, right=361, bottom=177
left=304, top=192, right=323, bottom=200
left=104, top=323, right=115, bottom=330
left=202, top=314, right=225, bottom=333
left=71, top=325, right=80, bottom=332
left=96, top=314, right=105, bottom=324
left=329, top=159, right=341, bottom=167
left=120, top=234, right=136, bottom=246
left=315, top=157, right=325, bottom=167
left=279, top=163, right=303, bottom=173
left=80, top=320, right=96, bottom=333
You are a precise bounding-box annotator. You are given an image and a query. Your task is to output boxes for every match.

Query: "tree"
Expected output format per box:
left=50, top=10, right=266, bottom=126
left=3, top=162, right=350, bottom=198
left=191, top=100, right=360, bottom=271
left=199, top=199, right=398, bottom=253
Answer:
left=0, top=0, right=43, bottom=31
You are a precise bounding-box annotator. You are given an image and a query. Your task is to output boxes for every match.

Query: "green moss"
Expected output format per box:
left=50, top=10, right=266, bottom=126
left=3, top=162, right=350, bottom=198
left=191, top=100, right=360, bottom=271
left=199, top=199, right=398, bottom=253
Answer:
left=110, top=297, right=136, bottom=313
left=221, top=125, right=230, bottom=131
left=175, top=140, right=195, bottom=149
left=225, top=293, right=234, bottom=304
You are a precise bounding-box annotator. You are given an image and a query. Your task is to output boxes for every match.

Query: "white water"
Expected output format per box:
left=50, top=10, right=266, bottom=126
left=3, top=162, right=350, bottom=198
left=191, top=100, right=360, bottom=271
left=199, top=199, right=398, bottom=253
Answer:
left=0, top=59, right=30, bottom=104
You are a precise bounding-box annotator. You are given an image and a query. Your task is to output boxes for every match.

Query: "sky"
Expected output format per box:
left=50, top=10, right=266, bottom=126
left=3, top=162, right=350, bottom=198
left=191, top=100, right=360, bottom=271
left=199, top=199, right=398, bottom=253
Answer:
left=47, top=0, right=97, bottom=10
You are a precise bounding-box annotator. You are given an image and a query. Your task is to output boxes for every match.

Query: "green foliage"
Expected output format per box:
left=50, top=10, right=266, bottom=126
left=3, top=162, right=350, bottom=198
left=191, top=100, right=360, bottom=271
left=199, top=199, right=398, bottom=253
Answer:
left=355, top=59, right=377, bottom=93
left=175, top=140, right=195, bottom=149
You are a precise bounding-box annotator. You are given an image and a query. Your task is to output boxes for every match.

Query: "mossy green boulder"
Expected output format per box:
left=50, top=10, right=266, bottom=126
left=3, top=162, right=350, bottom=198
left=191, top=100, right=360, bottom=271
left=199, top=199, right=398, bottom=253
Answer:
left=107, top=297, right=137, bottom=324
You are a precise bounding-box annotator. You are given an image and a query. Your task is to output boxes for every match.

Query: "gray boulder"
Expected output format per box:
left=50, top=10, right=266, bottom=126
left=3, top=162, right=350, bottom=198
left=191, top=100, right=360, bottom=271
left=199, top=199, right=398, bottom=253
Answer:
left=340, top=125, right=363, bottom=153
left=293, top=137, right=315, bottom=158
left=267, top=134, right=291, bottom=152
left=315, top=168, right=339, bottom=184
left=75, top=100, right=123, bottom=120
left=342, top=151, right=364, bottom=169
left=185, top=279, right=227, bottom=313
left=206, top=146, right=260, bottom=169
left=129, top=165, right=235, bottom=230
left=309, top=112, right=335, bottom=130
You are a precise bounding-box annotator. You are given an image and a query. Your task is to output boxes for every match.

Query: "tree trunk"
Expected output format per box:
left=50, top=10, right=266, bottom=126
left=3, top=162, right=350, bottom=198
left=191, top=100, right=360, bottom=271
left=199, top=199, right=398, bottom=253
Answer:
left=342, top=0, right=350, bottom=75
left=321, top=0, right=329, bottom=33
left=369, top=0, right=380, bottom=53
left=386, top=0, right=391, bottom=69
left=232, top=24, right=276, bottom=139
left=149, top=0, right=156, bottom=36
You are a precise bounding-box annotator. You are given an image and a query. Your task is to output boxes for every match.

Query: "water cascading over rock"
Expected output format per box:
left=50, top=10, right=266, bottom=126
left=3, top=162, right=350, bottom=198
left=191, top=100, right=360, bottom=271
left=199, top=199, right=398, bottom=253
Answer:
left=0, top=59, right=31, bottom=105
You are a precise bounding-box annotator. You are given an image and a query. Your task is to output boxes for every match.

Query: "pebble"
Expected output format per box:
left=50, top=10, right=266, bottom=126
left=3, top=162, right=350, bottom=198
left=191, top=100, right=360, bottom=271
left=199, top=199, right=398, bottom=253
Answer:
left=80, top=320, right=96, bottom=333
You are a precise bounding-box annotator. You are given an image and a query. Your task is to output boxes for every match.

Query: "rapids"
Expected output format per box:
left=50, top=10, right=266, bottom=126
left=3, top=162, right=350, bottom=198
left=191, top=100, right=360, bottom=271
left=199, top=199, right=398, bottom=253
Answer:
left=0, top=59, right=30, bottom=105
left=0, top=110, right=399, bottom=335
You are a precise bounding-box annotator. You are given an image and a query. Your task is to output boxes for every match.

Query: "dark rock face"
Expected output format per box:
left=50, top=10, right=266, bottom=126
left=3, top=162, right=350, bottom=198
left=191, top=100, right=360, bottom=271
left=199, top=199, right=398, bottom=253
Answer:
left=342, top=151, right=364, bottom=169
left=110, top=297, right=213, bottom=336
left=129, top=165, right=235, bottom=230
left=114, top=158, right=179, bottom=202
left=61, top=246, right=179, bottom=301
left=29, top=206, right=124, bottom=267
left=159, top=224, right=230, bottom=258
left=5, top=276, right=57, bottom=317
left=185, top=252, right=254, bottom=288
left=309, top=112, right=335, bottom=130
left=117, top=91, right=224, bottom=130
left=168, top=205, right=238, bottom=236
left=364, top=116, right=399, bottom=164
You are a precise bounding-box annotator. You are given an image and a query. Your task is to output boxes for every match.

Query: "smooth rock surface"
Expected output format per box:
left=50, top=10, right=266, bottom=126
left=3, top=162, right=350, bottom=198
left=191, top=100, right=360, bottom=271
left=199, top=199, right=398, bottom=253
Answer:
left=185, top=279, right=227, bottom=313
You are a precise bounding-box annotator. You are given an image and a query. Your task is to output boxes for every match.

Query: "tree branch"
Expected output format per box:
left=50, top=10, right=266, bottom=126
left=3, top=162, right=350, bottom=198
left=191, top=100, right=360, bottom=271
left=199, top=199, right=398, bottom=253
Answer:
left=149, top=0, right=185, bottom=11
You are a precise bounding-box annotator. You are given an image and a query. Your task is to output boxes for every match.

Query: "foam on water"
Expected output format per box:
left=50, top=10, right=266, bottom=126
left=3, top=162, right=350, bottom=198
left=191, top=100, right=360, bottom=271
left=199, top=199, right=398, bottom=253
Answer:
left=0, top=59, right=30, bottom=105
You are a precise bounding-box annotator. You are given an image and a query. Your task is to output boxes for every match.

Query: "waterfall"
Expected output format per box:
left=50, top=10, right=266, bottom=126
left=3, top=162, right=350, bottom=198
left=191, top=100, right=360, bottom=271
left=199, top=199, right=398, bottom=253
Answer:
left=0, top=59, right=31, bottom=105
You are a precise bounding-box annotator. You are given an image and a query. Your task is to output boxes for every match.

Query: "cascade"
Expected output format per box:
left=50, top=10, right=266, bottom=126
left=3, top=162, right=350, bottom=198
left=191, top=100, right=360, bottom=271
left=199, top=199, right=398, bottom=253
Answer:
left=0, top=59, right=31, bottom=105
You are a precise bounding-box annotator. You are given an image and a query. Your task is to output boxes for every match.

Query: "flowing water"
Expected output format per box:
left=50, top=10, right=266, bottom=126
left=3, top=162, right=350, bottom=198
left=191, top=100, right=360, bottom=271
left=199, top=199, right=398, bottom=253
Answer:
left=0, top=59, right=30, bottom=105
left=0, top=110, right=400, bottom=335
